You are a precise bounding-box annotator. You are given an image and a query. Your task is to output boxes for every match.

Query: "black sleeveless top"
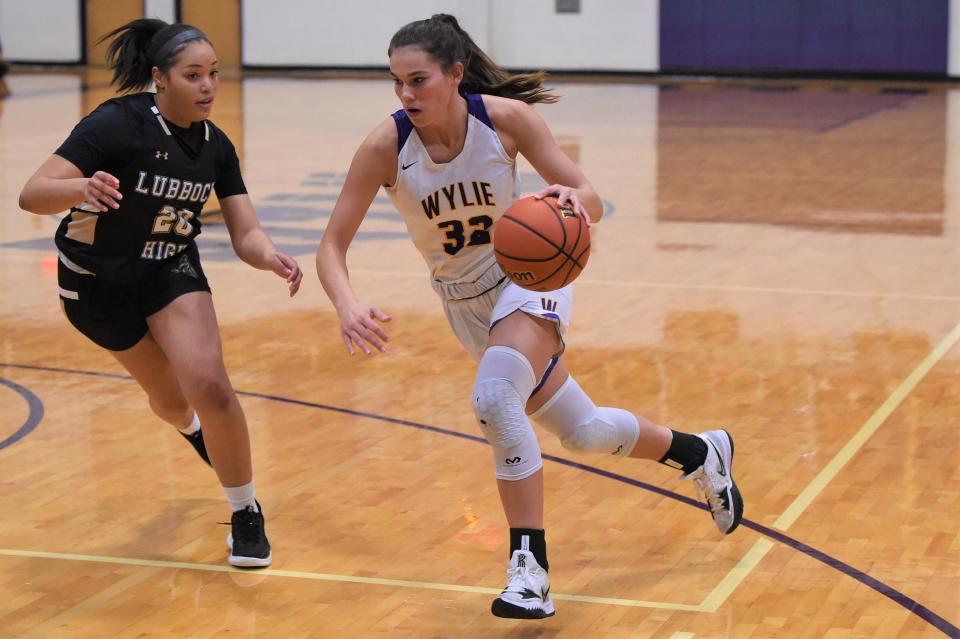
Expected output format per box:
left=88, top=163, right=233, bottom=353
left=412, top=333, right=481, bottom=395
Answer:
left=53, top=92, right=246, bottom=283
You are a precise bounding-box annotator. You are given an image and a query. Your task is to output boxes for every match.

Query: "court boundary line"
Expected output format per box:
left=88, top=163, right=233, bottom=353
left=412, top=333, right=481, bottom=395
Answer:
left=1, top=249, right=958, bottom=303
left=774, top=319, right=960, bottom=530
left=1, top=362, right=957, bottom=636
left=0, top=377, right=44, bottom=449
left=0, top=548, right=700, bottom=611
left=698, top=320, right=960, bottom=622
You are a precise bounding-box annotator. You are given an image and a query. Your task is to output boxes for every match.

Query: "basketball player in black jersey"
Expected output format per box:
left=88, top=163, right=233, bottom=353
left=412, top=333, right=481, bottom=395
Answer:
left=18, top=19, right=301, bottom=568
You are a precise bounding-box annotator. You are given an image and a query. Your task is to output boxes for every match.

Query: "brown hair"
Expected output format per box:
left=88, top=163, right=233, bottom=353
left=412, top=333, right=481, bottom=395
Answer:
left=388, top=14, right=558, bottom=104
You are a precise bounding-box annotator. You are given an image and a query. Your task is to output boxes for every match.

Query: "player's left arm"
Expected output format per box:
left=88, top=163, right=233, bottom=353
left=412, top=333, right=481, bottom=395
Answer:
left=220, top=193, right=303, bottom=296
left=493, top=97, right=603, bottom=224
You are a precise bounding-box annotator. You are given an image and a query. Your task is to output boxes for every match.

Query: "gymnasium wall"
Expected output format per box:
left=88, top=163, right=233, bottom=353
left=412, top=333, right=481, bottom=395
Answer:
left=0, top=0, right=82, bottom=63
left=661, top=0, right=949, bottom=75
left=1, top=0, right=960, bottom=77
left=241, top=0, right=659, bottom=72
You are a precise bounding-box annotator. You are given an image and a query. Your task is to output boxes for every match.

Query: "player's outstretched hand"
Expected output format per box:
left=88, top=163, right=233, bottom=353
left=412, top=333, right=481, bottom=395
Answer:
left=338, top=301, right=392, bottom=356
left=268, top=252, right=303, bottom=296
left=531, top=184, right=591, bottom=227
left=84, top=171, right=122, bottom=212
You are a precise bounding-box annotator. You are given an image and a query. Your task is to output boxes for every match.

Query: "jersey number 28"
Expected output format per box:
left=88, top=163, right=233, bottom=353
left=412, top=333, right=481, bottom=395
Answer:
left=152, top=205, right=196, bottom=237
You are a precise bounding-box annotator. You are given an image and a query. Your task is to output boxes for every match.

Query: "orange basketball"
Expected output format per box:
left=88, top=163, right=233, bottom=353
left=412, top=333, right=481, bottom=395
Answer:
left=493, top=196, right=591, bottom=292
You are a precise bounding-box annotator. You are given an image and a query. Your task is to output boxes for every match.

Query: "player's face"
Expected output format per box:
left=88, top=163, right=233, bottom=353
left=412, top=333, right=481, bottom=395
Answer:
left=162, top=40, right=220, bottom=124
left=389, top=46, right=462, bottom=126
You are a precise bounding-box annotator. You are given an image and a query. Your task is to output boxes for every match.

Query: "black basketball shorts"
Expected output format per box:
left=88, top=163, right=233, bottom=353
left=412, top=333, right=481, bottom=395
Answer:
left=57, top=244, right=211, bottom=351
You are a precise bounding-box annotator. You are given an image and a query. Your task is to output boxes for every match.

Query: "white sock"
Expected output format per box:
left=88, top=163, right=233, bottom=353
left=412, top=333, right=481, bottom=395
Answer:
left=177, top=412, right=200, bottom=435
left=223, top=479, right=258, bottom=512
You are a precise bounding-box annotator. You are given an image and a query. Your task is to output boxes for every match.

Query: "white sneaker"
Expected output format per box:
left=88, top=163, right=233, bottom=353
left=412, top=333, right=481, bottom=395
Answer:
left=682, top=430, right=744, bottom=534
left=491, top=550, right=555, bottom=619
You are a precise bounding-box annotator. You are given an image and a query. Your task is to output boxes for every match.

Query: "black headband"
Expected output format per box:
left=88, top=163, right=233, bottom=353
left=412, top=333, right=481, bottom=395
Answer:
left=152, top=28, right=205, bottom=66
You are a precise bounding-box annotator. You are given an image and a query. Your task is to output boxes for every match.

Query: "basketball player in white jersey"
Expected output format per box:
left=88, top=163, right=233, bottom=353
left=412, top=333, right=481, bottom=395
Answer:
left=316, top=14, right=743, bottom=619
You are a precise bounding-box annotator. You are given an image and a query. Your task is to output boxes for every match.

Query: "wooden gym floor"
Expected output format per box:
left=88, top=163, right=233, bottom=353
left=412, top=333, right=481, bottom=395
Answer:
left=0, top=69, right=958, bottom=638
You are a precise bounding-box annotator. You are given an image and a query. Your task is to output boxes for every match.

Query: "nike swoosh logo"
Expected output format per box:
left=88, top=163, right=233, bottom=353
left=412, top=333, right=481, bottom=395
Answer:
left=709, top=441, right=726, bottom=477
left=401, top=161, right=418, bottom=170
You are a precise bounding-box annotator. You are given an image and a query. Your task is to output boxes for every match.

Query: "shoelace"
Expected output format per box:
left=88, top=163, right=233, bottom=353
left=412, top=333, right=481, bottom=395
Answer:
left=232, top=509, right=264, bottom=544
left=690, top=469, right=725, bottom=514
left=502, top=565, right=530, bottom=594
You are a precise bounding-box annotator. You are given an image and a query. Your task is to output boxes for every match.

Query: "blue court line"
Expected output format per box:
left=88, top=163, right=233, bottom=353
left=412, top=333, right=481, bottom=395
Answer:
left=0, top=361, right=956, bottom=638
left=0, top=377, right=44, bottom=450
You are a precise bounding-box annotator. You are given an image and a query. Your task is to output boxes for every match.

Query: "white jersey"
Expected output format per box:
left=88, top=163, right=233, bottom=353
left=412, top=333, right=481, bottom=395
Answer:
left=384, top=94, right=572, bottom=361
left=384, top=94, right=520, bottom=290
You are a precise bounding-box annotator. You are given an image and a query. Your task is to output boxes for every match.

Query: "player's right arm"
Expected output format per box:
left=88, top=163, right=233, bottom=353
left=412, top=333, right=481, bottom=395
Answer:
left=20, top=103, right=126, bottom=215
left=19, top=156, right=122, bottom=215
left=317, top=117, right=397, bottom=356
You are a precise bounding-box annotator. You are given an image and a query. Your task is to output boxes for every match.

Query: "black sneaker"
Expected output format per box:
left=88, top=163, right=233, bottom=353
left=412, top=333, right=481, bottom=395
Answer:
left=227, top=502, right=272, bottom=568
left=179, top=429, right=212, bottom=466
left=0, top=59, right=8, bottom=79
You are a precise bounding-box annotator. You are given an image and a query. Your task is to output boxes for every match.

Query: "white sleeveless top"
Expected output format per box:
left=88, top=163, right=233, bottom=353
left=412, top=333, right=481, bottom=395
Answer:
left=384, top=94, right=520, bottom=293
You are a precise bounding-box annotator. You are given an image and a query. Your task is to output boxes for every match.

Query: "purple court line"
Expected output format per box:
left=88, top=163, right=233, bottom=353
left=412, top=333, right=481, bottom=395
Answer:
left=1, top=361, right=957, bottom=638
left=0, top=377, right=44, bottom=450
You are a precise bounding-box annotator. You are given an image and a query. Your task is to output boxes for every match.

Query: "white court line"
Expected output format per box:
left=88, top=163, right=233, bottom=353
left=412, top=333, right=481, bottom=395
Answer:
left=5, top=325, right=958, bottom=619
left=774, top=319, right=960, bottom=530
left=700, top=319, right=960, bottom=612
left=670, top=633, right=696, bottom=639
left=698, top=539, right=775, bottom=613
left=0, top=548, right=699, bottom=611
left=347, top=268, right=960, bottom=303
left=1, top=250, right=957, bottom=303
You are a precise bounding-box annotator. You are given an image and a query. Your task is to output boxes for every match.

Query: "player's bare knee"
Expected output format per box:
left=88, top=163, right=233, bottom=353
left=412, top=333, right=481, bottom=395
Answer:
left=148, top=393, right=190, bottom=424
left=185, top=375, right=234, bottom=413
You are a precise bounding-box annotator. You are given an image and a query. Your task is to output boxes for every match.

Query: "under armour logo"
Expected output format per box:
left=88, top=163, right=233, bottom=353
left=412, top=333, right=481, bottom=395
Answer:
left=155, top=150, right=168, bottom=160
left=504, top=457, right=522, bottom=465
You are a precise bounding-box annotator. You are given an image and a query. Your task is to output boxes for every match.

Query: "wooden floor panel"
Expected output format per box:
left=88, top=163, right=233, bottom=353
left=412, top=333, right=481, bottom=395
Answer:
left=1, top=71, right=958, bottom=637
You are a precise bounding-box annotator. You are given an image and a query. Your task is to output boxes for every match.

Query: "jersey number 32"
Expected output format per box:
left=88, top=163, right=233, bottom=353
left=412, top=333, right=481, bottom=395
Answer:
left=437, top=214, right=493, bottom=256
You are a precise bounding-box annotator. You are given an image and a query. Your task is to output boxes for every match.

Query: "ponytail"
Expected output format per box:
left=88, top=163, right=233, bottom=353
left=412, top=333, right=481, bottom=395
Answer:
left=388, top=14, right=558, bottom=105
left=100, top=19, right=209, bottom=93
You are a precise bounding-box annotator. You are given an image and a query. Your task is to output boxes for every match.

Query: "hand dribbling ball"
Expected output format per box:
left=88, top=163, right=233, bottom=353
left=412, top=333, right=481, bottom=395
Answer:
left=493, top=196, right=591, bottom=292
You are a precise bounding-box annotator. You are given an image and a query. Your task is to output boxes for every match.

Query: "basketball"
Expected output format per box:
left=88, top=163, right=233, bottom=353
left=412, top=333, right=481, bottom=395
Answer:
left=493, top=196, right=591, bottom=292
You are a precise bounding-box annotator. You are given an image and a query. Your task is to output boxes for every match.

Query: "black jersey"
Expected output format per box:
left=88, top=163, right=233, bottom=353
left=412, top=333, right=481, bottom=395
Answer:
left=53, top=92, right=246, bottom=283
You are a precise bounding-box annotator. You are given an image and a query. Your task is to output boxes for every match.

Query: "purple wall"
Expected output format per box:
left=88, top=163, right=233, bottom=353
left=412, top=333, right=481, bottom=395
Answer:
left=660, top=0, right=949, bottom=75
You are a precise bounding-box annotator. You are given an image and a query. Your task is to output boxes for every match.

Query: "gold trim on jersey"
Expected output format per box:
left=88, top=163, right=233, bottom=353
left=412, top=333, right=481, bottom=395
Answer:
left=65, top=211, right=98, bottom=245
left=58, top=252, right=94, bottom=275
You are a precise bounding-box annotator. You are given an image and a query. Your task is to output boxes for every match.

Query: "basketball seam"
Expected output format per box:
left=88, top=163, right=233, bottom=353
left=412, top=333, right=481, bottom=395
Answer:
left=543, top=198, right=588, bottom=270
left=498, top=214, right=564, bottom=259
left=495, top=197, right=590, bottom=289
left=542, top=198, right=569, bottom=260
left=499, top=208, right=586, bottom=268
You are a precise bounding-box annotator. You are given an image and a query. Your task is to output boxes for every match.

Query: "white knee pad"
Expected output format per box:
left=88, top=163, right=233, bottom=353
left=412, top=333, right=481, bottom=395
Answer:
left=530, top=376, right=640, bottom=458
left=473, top=346, right=543, bottom=480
